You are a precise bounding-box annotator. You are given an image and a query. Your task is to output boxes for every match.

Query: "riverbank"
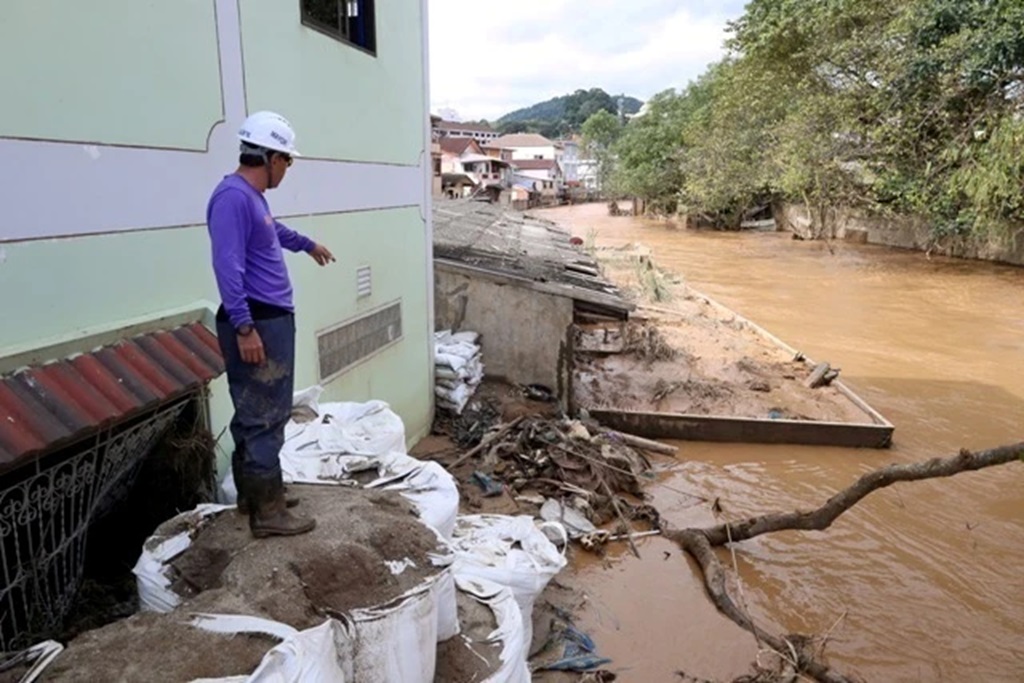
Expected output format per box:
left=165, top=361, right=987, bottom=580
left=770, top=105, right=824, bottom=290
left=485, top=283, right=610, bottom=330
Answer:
left=529, top=203, right=1024, bottom=682
left=620, top=200, right=1024, bottom=267
left=776, top=203, right=1024, bottom=267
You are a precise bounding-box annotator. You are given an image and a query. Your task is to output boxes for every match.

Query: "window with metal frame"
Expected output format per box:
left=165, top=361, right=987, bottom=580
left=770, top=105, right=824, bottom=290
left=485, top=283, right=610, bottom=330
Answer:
left=300, top=0, right=376, bottom=55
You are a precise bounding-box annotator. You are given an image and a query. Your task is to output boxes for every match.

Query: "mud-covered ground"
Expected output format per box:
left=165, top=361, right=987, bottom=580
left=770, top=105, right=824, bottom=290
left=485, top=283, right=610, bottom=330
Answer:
left=573, top=247, right=874, bottom=424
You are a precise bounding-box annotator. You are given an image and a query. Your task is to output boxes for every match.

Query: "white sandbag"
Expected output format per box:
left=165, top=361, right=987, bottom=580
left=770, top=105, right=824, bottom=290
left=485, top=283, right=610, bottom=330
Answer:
left=218, top=450, right=461, bottom=639
left=346, top=569, right=445, bottom=682
left=455, top=576, right=531, bottom=683
left=135, top=505, right=457, bottom=678
left=435, top=383, right=473, bottom=413
left=269, top=450, right=459, bottom=541
left=431, top=562, right=460, bottom=643
left=435, top=366, right=460, bottom=381
left=367, top=454, right=461, bottom=541
left=2, top=640, right=64, bottom=683
left=451, top=331, right=480, bottom=345
left=188, top=614, right=353, bottom=683
left=291, top=385, right=325, bottom=414
left=449, top=515, right=567, bottom=649
left=435, top=351, right=474, bottom=373
left=434, top=331, right=480, bottom=360
left=283, top=399, right=407, bottom=458
left=182, top=614, right=353, bottom=683
left=218, top=392, right=407, bottom=505
left=133, top=504, right=234, bottom=613
left=190, top=575, right=445, bottom=683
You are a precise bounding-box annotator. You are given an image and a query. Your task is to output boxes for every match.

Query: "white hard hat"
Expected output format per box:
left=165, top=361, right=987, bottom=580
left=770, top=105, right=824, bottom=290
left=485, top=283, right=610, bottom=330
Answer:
left=238, top=111, right=301, bottom=156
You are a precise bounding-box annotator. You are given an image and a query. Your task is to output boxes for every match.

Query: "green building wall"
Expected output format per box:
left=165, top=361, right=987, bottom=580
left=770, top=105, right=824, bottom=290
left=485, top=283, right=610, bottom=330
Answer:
left=0, top=0, right=434, bottom=472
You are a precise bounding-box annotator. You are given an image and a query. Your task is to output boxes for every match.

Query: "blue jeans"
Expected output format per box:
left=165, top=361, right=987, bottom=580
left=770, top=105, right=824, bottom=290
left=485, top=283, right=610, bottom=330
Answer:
left=216, top=315, right=295, bottom=479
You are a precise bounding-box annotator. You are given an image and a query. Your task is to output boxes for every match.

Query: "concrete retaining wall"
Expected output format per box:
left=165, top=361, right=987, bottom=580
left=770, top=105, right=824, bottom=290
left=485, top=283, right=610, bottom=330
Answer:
left=434, top=263, right=573, bottom=392
left=776, top=203, right=1024, bottom=266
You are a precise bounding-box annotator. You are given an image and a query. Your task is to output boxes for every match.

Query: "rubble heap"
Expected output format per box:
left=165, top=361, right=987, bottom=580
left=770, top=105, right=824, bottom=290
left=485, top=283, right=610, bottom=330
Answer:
left=453, top=415, right=661, bottom=548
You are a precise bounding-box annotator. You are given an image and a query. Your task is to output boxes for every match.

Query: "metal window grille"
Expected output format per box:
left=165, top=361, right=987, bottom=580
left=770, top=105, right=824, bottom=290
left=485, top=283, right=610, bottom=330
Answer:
left=0, top=396, right=191, bottom=651
left=317, top=301, right=402, bottom=381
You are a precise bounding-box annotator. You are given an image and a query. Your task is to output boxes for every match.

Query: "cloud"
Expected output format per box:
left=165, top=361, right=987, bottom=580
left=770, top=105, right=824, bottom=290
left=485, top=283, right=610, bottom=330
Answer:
left=428, top=0, right=746, bottom=121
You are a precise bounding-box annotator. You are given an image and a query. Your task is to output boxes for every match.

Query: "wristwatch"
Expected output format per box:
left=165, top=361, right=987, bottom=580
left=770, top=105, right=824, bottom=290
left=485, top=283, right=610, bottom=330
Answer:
left=237, top=324, right=254, bottom=336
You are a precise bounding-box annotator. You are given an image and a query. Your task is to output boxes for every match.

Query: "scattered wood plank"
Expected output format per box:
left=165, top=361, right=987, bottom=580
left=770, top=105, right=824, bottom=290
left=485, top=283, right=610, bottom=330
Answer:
left=604, top=429, right=678, bottom=455
left=449, top=416, right=525, bottom=469
left=601, top=479, right=641, bottom=559
left=805, top=362, right=832, bottom=388
left=566, top=263, right=600, bottom=277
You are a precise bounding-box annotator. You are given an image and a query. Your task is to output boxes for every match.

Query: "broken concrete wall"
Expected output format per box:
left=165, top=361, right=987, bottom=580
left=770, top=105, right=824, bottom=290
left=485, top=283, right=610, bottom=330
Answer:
left=434, top=263, right=573, bottom=392
left=777, top=203, right=1024, bottom=266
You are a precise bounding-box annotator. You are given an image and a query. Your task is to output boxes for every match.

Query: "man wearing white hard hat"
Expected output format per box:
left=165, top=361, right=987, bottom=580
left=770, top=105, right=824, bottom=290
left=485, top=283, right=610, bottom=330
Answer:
left=206, top=111, right=335, bottom=538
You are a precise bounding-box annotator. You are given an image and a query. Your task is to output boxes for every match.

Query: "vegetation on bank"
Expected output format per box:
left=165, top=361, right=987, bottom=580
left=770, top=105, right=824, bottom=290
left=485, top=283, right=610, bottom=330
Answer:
left=588, top=0, right=1024, bottom=242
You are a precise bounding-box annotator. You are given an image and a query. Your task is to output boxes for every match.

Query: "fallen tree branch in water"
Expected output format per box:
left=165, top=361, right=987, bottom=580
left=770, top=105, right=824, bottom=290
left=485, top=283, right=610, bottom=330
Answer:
left=698, top=443, right=1024, bottom=547
left=663, top=442, right=1024, bottom=683
left=670, top=529, right=856, bottom=683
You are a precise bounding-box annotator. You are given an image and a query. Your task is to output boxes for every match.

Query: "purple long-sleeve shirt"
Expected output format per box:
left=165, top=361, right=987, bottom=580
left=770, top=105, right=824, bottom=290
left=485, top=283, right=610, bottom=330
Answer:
left=206, top=174, right=315, bottom=329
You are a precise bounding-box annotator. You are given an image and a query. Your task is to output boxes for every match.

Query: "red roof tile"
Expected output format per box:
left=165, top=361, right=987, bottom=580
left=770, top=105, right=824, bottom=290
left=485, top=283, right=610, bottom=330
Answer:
left=0, top=322, right=224, bottom=473
left=439, top=137, right=482, bottom=156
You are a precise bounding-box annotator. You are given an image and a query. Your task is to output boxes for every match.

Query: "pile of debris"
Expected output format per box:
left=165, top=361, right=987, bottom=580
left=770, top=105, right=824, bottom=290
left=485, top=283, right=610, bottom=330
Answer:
left=434, top=330, right=484, bottom=415
left=434, top=396, right=503, bottom=449
left=450, top=415, right=669, bottom=552
left=14, top=388, right=582, bottom=683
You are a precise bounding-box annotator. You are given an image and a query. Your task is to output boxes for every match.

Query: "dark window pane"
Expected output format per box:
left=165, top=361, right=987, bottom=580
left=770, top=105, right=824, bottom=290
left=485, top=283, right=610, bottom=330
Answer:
left=300, top=0, right=375, bottom=54
left=301, top=0, right=342, bottom=34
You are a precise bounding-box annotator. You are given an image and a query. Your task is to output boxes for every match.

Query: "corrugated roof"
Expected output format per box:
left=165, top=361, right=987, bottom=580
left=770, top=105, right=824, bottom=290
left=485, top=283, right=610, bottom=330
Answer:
left=432, top=200, right=633, bottom=315
left=0, top=322, right=224, bottom=472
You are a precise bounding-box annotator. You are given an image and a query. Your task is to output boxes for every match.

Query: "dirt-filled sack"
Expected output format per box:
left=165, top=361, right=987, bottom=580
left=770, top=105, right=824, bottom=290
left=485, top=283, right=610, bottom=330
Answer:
left=133, top=486, right=457, bottom=682
left=433, top=576, right=531, bottom=683
left=448, top=515, right=567, bottom=650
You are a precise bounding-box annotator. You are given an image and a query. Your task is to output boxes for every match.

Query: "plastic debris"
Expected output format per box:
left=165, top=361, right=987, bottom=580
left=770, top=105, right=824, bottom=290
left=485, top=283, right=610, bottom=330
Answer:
left=471, top=471, right=504, bottom=497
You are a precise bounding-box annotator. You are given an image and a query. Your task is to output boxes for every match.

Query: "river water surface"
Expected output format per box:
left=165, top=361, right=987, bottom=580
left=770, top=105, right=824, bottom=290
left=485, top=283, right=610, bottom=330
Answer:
left=534, top=204, right=1024, bottom=682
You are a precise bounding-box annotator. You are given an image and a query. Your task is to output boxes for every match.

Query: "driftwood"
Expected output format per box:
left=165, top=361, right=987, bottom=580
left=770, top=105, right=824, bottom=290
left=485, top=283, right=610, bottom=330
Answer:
left=805, top=362, right=832, bottom=388
left=600, top=478, right=641, bottom=559
left=663, top=442, right=1024, bottom=683
left=605, top=429, right=678, bottom=455
left=449, top=416, right=524, bottom=469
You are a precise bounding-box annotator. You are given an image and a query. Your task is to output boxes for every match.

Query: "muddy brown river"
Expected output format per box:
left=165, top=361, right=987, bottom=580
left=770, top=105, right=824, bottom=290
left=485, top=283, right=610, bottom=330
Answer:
left=535, top=204, right=1024, bottom=682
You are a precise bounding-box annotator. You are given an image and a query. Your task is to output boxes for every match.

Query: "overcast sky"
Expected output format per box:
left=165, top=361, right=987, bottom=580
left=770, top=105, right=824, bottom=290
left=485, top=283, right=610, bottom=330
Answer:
left=428, top=0, right=748, bottom=122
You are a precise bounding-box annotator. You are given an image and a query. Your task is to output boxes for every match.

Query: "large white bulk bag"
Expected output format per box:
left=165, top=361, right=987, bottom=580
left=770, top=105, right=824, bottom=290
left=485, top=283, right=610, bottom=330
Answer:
left=449, top=515, right=567, bottom=649
left=455, top=576, right=531, bottom=683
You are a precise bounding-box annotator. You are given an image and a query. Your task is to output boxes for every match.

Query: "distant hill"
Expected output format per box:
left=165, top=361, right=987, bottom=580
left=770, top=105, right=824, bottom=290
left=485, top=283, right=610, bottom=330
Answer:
left=495, top=88, right=643, bottom=138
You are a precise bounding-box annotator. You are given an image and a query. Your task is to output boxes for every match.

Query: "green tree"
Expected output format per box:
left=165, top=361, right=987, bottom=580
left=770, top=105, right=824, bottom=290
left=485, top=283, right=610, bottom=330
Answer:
left=581, top=109, right=623, bottom=193
left=619, top=0, right=1024, bottom=238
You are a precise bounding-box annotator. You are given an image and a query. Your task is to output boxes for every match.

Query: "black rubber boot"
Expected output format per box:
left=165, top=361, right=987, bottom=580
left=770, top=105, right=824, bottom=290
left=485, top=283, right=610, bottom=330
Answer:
left=234, top=447, right=299, bottom=515
left=247, top=473, right=316, bottom=539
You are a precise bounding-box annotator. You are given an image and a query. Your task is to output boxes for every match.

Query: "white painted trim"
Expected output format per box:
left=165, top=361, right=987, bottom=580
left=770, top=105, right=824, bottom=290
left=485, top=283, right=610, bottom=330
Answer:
left=0, top=0, right=424, bottom=244
left=420, top=0, right=437, bottom=421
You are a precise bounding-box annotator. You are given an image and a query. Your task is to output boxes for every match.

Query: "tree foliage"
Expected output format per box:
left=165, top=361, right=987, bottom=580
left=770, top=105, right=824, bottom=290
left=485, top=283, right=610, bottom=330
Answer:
left=498, top=88, right=642, bottom=138
left=581, top=109, right=623, bottom=192
left=611, top=0, right=1024, bottom=239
